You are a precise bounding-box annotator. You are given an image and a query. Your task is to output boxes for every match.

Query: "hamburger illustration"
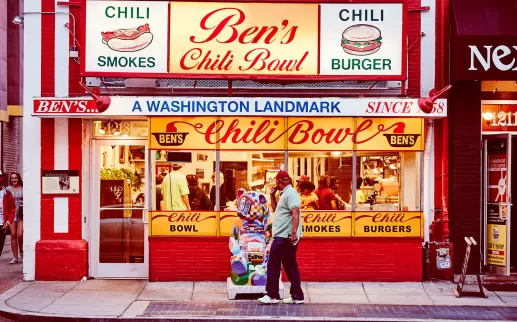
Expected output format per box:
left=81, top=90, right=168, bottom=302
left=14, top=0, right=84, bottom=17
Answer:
left=341, top=24, right=382, bottom=56
left=101, top=24, right=153, bottom=52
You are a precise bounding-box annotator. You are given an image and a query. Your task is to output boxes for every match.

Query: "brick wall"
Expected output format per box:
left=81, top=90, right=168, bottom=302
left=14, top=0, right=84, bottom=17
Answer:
left=406, top=0, right=422, bottom=97
left=2, top=117, right=21, bottom=177
left=150, top=237, right=422, bottom=282
left=448, top=81, right=482, bottom=274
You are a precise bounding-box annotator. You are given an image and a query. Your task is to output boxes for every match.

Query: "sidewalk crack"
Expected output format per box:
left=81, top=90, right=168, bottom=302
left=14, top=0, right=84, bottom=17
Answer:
left=361, top=283, right=370, bottom=303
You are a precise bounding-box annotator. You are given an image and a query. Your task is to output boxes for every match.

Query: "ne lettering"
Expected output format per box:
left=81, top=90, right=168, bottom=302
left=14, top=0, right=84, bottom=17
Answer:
left=469, top=45, right=517, bottom=71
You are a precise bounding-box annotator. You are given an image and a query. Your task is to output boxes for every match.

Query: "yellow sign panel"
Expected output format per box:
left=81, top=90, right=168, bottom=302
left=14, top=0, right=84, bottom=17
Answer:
left=149, top=117, right=216, bottom=150
left=287, top=117, right=424, bottom=151
left=487, top=224, right=507, bottom=267
left=219, top=211, right=239, bottom=237
left=301, top=211, right=352, bottom=237
left=169, top=2, right=319, bottom=75
left=354, top=212, right=422, bottom=237
left=149, top=116, right=286, bottom=150
left=149, top=211, right=218, bottom=236
left=150, top=117, right=424, bottom=151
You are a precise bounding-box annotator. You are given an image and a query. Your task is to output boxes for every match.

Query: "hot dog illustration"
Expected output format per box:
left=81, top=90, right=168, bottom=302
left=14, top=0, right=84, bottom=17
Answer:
left=101, top=24, right=153, bottom=52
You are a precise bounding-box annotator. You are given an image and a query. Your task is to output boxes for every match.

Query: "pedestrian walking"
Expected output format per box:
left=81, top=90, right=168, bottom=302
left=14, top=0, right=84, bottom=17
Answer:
left=6, top=173, right=23, bottom=263
left=258, top=171, right=304, bottom=305
left=161, top=164, right=190, bottom=211
left=0, top=172, right=15, bottom=260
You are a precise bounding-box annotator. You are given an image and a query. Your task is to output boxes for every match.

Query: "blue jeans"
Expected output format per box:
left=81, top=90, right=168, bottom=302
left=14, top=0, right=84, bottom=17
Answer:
left=265, top=237, right=304, bottom=300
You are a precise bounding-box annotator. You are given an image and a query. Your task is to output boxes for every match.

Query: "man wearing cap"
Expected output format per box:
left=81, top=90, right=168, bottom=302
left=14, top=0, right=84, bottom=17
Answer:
left=258, top=171, right=304, bottom=305
left=0, top=172, right=15, bottom=258
left=161, top=164, right=190, bottom=211
left=295, top=175, right=309, bottom=193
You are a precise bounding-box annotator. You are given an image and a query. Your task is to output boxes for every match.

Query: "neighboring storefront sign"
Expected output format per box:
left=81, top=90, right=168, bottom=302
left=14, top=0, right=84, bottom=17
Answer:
left=482, top=104, right=517, bottom=132
left=32, top=97, right=447, bottom=117
left=354, top=211, right=422, bottom=237
left=319, top=3, right=404, bottom=77
left=41, top=170, right=80, bottom=195
left=84, top=1, right=170, bottom=73
left=149, top=211, right=218, bottom=236
left=486, top=138, right=509, bottom=268
left=148, top=116, right=424, bottom=151
left=82, top=1, right=406, bottom=79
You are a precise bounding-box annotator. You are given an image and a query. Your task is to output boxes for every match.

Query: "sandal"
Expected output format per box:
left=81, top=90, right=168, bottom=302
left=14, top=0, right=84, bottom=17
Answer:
left=9, top=258, right=18, bottom=264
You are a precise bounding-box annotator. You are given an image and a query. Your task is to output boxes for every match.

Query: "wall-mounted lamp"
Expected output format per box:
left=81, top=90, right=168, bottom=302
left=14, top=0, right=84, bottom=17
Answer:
left=481, top=112, right=495, bottom=121
left=12, top=12, right=79, bottom=59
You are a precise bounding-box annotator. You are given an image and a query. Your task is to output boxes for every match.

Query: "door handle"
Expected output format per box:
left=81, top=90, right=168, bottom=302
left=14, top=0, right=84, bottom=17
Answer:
left=143, top=209, right=149, bottom=224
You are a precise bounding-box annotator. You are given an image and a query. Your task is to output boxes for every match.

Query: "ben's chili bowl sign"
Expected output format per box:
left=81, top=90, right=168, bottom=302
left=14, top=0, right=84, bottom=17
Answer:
left=302, top=212, right=352, bottom=236
left=149, top=117, right=424, bottom=151
left=169, top=2, right=319, bottom=75
left=85, top=1, right=169, bottom=73
left=32, top=97, right=447, bottom=117
left=150, top=211, right=218, bottom=236
left=354, top=212, right=422, bottom=237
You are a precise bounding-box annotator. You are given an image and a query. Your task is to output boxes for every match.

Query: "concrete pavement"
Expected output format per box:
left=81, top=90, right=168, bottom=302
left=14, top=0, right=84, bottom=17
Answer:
left=0, top=279, right=516, bottom=321
left=0, top=236, right=22, bottom=294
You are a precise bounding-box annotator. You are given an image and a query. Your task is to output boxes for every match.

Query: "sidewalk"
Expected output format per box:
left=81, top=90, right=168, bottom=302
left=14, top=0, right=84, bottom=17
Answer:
left=0, top=236, right=22, bottom=294
left=0, top=279, right=516, bottom=321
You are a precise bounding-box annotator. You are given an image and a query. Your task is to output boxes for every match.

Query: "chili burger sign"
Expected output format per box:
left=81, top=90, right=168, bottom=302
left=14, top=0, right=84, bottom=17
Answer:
left=82, top=0, right=406, bottom=80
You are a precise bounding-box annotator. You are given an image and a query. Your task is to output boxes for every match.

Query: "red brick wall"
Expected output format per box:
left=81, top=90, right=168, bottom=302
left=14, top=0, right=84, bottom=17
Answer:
left=150, top=237, right=422, bottom=282
left=407, top=0, right=422, bottom=97
left=2, top=117, right=21, bottom=176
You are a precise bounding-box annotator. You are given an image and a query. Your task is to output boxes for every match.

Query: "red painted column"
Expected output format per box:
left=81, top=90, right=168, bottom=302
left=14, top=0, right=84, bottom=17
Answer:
left=35, top=0, right=87, bottom=281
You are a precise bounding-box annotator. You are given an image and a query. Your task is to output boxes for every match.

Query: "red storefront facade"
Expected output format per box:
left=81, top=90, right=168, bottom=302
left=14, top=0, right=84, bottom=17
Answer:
left=22, top=0, right=449, bottom=282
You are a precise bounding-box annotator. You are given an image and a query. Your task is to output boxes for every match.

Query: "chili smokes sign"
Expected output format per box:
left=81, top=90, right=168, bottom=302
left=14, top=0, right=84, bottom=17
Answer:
left=84, top=1, right=169, bottom=73
left=83, top=1, right=405, bottom=79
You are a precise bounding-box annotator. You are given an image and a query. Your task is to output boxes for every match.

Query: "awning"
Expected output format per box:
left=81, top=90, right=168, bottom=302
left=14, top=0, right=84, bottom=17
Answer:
left=451, top=0, right=517, bottom=81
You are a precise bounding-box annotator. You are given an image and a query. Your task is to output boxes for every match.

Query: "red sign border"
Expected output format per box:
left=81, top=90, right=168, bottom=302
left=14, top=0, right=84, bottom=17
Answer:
left=80, top=0, right=407, bottom=81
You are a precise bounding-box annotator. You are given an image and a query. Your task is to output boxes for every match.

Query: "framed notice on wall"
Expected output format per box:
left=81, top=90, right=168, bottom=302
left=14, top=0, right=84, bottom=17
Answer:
left=41, top=170, right=80, bottom=195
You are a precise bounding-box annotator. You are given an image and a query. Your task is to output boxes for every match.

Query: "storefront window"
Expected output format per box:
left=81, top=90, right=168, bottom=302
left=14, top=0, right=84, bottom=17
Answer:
left=150, top=150, right=215, bottom=211
left=93, top=120, right=148, bottom=137
left=148, top=116, right=424, bottom=238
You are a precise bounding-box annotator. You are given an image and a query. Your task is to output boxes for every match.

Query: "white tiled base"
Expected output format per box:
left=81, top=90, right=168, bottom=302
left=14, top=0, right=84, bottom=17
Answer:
left=227, top=277, right=285, bottom=300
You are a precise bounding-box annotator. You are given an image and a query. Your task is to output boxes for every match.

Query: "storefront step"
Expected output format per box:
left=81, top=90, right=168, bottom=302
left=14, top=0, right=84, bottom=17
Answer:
left=482, top=275, right=517, bottom=291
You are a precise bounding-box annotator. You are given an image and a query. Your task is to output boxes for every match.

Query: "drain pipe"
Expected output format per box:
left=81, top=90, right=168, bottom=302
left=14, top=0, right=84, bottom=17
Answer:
left=423, top=120, right=434, bottom=243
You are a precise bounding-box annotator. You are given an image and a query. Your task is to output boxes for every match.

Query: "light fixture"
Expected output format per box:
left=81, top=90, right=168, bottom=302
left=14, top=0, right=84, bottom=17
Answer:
left=482, top=112, right=495, bottom=121
left=389, top=164, right=397, bottom=170
left=331, top=151, right=342, bottom=157
left=12, top=16, right=23, bottom=25
left=373, top=168, right=381, bottom=174
left=418, top=85, right=452, bottom=114
left=98, top=127, right=106, bottom=134
left=12, top=12, right=78, bottom=51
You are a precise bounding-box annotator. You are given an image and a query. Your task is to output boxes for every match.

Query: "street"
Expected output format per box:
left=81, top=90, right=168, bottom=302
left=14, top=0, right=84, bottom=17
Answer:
left=0, top=237, right=22, bottom=294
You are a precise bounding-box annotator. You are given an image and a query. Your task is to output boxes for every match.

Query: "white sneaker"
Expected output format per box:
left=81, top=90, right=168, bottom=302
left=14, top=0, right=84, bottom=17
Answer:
left=282, top=297, right=305, bottom=304
left=258, top=295, right=280, bottom=304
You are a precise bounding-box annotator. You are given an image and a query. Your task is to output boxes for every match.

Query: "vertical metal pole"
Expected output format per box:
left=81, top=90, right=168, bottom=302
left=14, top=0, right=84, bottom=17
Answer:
left=352, top=152, right=357, bottom=211
left=215, top=151, right=220, bottom=211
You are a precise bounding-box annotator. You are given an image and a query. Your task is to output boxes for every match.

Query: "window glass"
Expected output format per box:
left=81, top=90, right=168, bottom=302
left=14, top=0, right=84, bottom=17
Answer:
left=287, top=151, right=352, bottom=211
left=355, top=152, right=421, bottom=211
left=151, top=150, right=215, bottom=211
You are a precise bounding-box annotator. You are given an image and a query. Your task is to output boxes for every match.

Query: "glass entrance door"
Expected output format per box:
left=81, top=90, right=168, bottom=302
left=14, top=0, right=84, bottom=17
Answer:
left=483, top=134, right=511, bottom=275
left=91, top=139, right=149, bottom=278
